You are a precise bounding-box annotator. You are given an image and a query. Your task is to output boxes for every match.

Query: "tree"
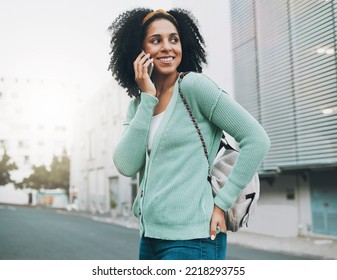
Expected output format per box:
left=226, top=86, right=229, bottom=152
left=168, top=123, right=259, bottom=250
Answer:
left=0, top=149, right=18, bottom=186
left=16, top=148, right=70, bottom=195
left=17, top=165, right=51, bottom=190
left=49, top=149, right=70, bottom=194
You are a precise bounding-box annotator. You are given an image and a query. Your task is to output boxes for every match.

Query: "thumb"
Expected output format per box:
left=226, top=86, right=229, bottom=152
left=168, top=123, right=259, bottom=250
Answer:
left=210, top=218, right=218, bottom=241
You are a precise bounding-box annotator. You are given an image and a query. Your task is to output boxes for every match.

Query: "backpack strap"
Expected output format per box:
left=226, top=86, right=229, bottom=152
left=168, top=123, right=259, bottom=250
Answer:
left=178, top=73, right=212, bottom=182
left=178, top=73, right=237, bottom=183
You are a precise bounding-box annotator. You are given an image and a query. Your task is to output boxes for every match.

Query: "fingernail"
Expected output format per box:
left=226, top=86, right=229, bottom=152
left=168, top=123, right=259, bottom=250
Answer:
left=211, top=235, right=216, bottom=240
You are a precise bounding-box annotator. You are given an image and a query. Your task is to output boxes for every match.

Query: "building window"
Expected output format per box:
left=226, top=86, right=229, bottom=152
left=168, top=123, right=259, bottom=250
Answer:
left=101, top=131, right=107, bottom=154
left=55, top=125, right=66, bottom=132
left=38, top=141, right=45, bottom=147
left=0, top=139, right=5, bottom=148
left=18, top=141, right=24, bottom=148
left=18, top=140, right=30, bottom=149
left=24, top=155, right=30, bottom=164
left=88, top=130, right=96, bottom=160
left=286, top=188, right=295, bottom=200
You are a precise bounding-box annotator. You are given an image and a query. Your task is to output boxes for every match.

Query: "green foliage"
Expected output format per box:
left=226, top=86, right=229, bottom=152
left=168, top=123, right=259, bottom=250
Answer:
left=110, top=199, right=117, bottom=209
left=49, top=148, right=70, bottom=193
left=17, top=148, right=70, bottom=194
left=17, top=165, right=51, bottom=189
left=0, top=149, right=18, bottom=186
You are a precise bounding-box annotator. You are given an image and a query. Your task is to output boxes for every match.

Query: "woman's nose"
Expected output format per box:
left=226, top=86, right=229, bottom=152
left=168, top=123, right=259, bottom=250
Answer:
left=161, top=39, right=172, bottom=51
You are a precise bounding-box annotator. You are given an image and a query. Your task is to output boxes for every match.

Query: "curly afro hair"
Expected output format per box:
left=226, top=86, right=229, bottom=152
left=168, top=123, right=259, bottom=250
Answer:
left=108, top=8, right=207, bottom=98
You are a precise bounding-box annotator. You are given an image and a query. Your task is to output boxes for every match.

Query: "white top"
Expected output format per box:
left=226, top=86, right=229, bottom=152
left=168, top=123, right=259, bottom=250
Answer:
left=148, top=111, right=165, bottom=151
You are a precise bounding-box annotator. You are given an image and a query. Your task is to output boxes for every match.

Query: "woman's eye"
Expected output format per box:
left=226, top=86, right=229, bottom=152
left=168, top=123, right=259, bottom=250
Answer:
left=171, top=37, right=179, bottom=43
left=152, top=39, right=160, bottom=44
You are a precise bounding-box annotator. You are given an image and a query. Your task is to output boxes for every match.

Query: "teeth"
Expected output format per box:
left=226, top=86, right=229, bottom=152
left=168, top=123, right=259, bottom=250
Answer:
left=159, top=57, right=174, bottom=62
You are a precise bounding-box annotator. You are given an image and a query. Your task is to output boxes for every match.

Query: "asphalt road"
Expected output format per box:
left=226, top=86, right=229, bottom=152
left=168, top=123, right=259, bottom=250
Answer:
left=0, top=205, right=139, bottom=259
left=0, top=205, right=314, bottom=260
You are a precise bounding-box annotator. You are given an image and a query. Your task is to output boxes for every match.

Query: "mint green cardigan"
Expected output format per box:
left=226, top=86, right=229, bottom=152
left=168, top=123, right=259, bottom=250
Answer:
left=113, top=72, right=270, bottom=240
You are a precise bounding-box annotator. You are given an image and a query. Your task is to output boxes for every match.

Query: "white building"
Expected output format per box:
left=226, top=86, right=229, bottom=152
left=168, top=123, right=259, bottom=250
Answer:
left=0, top=76, right=81, bottom=183
left=69, top=80, right=133, bottom=215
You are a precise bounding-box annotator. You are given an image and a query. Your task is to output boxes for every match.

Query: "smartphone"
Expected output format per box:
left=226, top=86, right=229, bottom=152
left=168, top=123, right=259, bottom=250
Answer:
left=141, top=49, right=154, bottom=77
left=148, top=62, right=154, bottom=77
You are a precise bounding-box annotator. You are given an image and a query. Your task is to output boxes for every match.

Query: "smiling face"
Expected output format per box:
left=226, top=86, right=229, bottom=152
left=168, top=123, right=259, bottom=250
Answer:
left=142, top=18, right=182, bottom=78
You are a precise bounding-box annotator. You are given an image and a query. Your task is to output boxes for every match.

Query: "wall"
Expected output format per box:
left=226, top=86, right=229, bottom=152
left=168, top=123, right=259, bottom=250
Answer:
left=247, top=174, right=311, bottom=237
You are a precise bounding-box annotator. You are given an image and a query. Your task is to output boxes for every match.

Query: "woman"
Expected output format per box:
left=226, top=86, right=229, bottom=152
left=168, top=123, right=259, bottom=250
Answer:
left=108, top=8, right=270, bottom=260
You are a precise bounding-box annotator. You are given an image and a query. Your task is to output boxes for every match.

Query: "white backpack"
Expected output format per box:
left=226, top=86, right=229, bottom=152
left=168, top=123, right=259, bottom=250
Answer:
left=210, top=137, right=260, bottom=232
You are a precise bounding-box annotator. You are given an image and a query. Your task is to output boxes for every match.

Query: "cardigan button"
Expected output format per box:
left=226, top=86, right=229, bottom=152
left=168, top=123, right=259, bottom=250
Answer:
left=141, top=190, right=144, bottom=197
left=138, top=208, right=141, bottom=216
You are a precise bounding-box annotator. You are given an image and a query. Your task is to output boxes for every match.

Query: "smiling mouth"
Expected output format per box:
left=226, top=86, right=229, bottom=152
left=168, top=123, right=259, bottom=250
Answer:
left=158, top=56, right=175, bottom=63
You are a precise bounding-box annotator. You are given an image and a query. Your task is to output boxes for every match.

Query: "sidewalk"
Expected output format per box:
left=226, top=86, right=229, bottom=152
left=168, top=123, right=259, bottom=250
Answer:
left=227, top=230, right=337, bottom=260
left=60, top=209, right=337, bottom=260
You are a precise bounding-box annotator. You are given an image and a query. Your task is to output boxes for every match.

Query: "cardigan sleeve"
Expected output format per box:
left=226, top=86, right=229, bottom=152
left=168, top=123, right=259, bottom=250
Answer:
left=190, top=73, right=271, bottom=211
left=113, top=93, right=158, bottom=177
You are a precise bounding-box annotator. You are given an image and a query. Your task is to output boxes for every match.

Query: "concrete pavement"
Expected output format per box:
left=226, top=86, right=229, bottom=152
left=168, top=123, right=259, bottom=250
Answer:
left=227, top=230, right=337, bottom=260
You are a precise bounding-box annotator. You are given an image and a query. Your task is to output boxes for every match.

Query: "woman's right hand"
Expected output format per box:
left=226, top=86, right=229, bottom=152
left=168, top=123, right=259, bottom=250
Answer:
left=133, top=51, right=156, bottom=96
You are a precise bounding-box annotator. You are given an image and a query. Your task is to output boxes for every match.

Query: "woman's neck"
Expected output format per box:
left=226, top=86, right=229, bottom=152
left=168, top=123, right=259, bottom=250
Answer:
left=153, top=71, right=179, bottom=98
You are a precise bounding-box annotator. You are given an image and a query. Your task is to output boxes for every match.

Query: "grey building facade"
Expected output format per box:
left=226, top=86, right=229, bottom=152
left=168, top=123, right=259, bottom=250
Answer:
left=230, top=0, right=337, bottom=237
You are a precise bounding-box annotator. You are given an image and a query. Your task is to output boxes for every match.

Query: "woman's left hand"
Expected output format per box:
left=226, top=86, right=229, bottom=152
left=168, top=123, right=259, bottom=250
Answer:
left=210, top=205, right=227, bottom=240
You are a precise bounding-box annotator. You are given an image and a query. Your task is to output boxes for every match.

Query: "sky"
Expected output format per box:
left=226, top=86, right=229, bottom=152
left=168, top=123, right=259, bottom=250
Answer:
left=0, top=0, right=233, bottom=98
left=0, top=0, right=179, bottom=96
left=0, top=0, right=233, bottom=97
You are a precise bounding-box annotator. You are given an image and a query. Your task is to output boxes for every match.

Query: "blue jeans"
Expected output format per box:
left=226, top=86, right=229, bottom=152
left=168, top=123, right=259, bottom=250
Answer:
left=139, top=233, right=227, bottom=260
